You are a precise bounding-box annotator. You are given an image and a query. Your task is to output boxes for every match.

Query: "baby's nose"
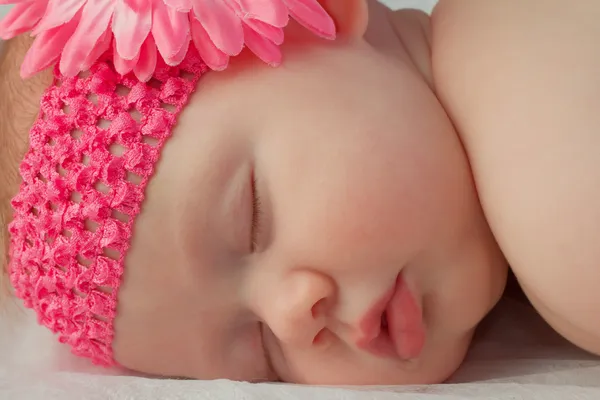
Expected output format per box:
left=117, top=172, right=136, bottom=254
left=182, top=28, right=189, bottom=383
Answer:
left=264, top=269, right=336, bottom=347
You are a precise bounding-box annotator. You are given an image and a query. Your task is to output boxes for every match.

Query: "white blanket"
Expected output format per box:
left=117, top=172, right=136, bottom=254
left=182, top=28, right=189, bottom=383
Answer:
left=2, top=298, right=600, bottom=399
left=2, top=1, right=600, bottom=399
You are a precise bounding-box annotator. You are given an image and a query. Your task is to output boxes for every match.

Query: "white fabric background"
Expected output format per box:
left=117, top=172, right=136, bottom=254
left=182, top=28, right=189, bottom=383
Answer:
left=2, top=0, right=600, bottom=399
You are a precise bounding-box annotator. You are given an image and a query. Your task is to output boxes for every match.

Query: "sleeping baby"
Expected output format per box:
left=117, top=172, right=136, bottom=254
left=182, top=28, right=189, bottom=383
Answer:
left=0, top=0, right=598, bottom=385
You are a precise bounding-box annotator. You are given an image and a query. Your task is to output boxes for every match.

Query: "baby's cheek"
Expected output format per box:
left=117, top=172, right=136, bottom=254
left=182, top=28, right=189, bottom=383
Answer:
left=289, top=180, right=424, bottom=267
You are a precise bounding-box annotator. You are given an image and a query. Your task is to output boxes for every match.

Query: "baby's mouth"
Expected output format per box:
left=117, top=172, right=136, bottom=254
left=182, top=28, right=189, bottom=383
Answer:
left=357, top=275, right=425, bottom=360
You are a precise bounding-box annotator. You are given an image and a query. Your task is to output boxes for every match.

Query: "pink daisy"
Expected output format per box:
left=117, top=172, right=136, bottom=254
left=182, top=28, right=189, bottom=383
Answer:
left=0, top=0, right=336, bottom=80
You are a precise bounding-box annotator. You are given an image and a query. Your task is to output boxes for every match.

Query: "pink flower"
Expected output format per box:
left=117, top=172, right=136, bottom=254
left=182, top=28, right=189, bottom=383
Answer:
left=0, top=0, right=336, bottom=80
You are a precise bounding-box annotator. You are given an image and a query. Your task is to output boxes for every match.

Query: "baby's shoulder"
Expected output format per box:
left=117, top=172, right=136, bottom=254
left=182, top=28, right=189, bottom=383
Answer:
left=431, top=0, right=600, bottom=355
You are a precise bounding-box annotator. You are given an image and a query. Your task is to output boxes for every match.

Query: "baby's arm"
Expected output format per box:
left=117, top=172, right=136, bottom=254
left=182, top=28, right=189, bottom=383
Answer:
left=0, top=36, right=52, bottom=305
left=432, top=0, right=600, bottom=354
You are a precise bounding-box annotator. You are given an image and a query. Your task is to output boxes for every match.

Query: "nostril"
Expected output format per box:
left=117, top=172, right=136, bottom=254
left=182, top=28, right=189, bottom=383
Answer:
left=311, top=298, right=327, bottom=319
left=312, top=328, right=334, bottom=347
left=381, top=311, right=389, bottom=333
left=312, top=328, right=326, bottom=345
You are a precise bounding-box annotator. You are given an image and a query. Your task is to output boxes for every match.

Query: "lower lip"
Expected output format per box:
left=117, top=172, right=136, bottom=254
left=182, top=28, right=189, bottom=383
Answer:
left=359, top=275, right=426, bottom=360
left=387, top=275, right=426, bottom=360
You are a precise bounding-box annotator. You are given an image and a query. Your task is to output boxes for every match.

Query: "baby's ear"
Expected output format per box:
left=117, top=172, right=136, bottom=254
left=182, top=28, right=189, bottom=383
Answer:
left=318, top=0, right=369, bottom=39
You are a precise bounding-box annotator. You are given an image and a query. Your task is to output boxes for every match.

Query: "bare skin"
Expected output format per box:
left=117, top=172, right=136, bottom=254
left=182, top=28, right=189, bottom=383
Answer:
left=1, top=0, right=599, bottom=385
left=432, top=0, right=600, bottom=355
left=1, top=3, right=506, bottom=384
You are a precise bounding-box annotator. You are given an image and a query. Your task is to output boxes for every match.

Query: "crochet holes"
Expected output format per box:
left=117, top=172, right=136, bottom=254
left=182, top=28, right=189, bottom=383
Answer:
left=107, top=142, right=141, bottom=185
left=87, top=93, right=98, bottom=105
left=71, top=192, right=82, bottom=204
left=57, top=164, right=68, bottom=177
left=161, top=102, right=176, bottom=113
left=45, top=234, right=55, bottom=245
left=142, top=136, right=159, bottom=147
left=93, top=314, right=110, bottom=323
left=180, top=71, right=195, bottom=81
left=84, top=219, right=100, bottom=233
left=96, top=286, right=113, bottom=294
left=115, top=84, right=143, bottom=122
left=37, top=173, right=48, bottom=183
left=111, top=210, right=130, bottom=223
left=102, top=247, right=120, bottom=261
left=76, top=254, right=93, bottom=267
left=109, top=143, right=126, bottom=157
left=129, top=108, right=142, bottom=122
left=126, top=171, right=142, bottom=185
left=10, top=53, right=204, bottom=367
left=97, top=119, right=112, bottom=130
left=55, top=265, right=67, bottom=273
left=71, top=129, right=84, bottom=140
left=94, top=181, right=110, bottom=194
left=116, top=84, right=131, bottom=96
left=148, top=78, right=162, bottom=89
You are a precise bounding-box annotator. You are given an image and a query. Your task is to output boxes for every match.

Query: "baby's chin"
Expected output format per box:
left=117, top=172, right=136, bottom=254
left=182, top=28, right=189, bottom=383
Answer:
left=413, top=327, right=476, bottom=385
left=282, top=326, right=475, bottom=386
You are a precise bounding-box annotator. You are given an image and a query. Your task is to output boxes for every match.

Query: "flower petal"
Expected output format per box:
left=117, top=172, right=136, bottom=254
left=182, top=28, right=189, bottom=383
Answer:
left=113, top=0, right=152, bottom=60
left=152, top=0, right=190, bottom=60
left=190, top=15, right=228, bottom=70
left=0, top=0, right=35, bottom=4
left=244, top=18, right=283, bottom=45
left=163, top=0, right=192, bottom=12
left=32, top=0, right=86, bottom=35
left=113, top=41, right=140, bottom=75
left=123, top=0, right=148, bottom=12
left=21, top=14, right=80, bottom=78
left=283, top=0, right=336, bottom=40
left=163, top=32, right=190, bottom=65
left=134, top=35, right=158, bottom=81
left=2, top=0, right=337, bottom=76
left=0, top=1, right=48, bottom=40
left=191, top=0, right=243, bottom=56
left=60, top=0, right=116, bottom=77
left=242, top=22, right=281, bottom=67
left=80, top=25, right=113, bottom=70
left=234, top=0, right=288, bottom=27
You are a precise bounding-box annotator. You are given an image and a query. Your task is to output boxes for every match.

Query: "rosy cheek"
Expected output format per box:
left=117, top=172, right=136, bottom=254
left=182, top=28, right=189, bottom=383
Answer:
left=326, top=199, right=417, bottom=254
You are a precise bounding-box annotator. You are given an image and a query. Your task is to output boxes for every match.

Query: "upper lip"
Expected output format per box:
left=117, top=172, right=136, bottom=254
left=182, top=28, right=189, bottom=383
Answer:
left=355, top=274, right=423, bottom=359
left=356, top=285, right=395, bottom=349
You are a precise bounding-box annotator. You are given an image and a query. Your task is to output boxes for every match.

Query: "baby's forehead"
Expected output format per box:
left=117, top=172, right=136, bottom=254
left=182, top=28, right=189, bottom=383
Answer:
left=179, top=48, right=425, bottom=130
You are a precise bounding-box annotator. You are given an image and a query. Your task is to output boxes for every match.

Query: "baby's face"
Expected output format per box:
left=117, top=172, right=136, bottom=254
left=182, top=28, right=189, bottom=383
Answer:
left=111, top=33, right=507, bottom=384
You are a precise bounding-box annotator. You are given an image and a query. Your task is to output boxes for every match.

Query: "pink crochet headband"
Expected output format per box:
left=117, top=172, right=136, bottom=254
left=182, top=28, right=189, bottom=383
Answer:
left=1, top=0, right=336, bottom=367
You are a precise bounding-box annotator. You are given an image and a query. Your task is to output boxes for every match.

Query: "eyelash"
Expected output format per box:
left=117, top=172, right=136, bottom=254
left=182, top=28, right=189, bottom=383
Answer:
left=249, top=172, right=274, bottom=379
left=250, top=172, right=262, bottom=252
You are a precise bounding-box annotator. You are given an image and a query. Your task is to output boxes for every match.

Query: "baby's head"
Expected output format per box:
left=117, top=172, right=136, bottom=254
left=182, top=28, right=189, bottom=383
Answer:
left=1, top=0, right=508, bottom=385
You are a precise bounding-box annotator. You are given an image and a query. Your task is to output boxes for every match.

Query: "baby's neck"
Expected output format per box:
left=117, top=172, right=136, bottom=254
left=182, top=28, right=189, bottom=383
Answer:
left=365, top=1, right=434, bottom=89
